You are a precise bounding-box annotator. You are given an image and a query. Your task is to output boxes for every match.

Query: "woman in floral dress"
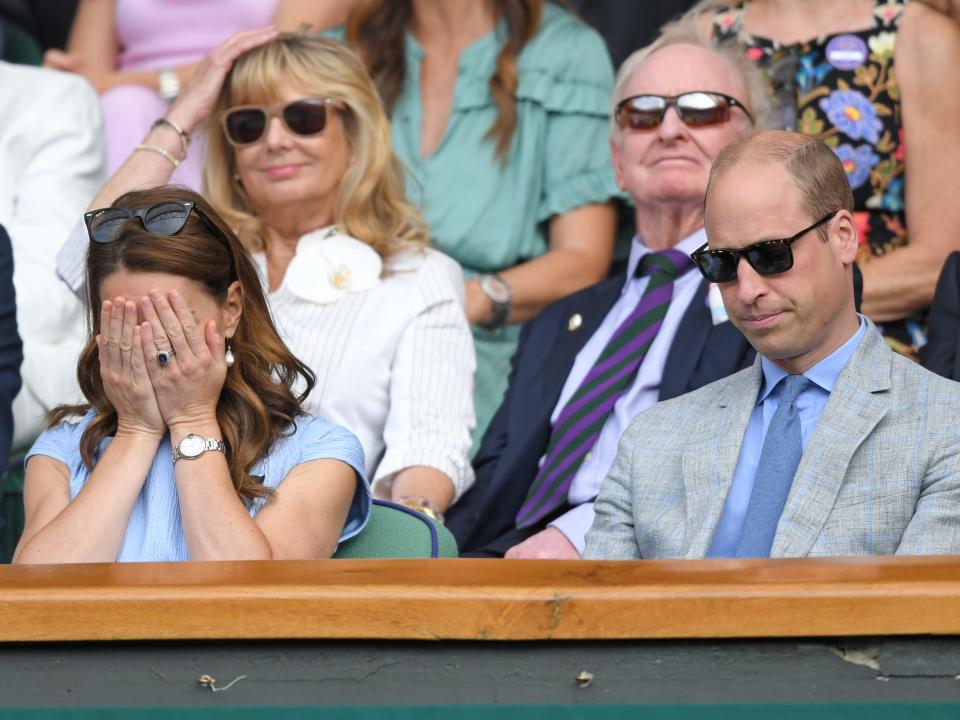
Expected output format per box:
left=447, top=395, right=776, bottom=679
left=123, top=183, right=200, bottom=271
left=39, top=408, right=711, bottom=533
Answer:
left=694, top=0, right=960, bottom=357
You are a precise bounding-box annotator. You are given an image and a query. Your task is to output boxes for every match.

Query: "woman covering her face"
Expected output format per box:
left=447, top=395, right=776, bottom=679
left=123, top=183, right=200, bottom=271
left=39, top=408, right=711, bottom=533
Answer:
left=58, top=31, right=476, bottom=523
left=17, top=186, right=370, bottom=563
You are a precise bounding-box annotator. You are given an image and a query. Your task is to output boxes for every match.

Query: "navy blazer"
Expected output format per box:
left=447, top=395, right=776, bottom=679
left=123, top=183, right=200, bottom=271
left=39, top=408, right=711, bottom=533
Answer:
left=920, top=251, right=960, bottom=381
left=447, top=273, right=755, bottom=555
left=0, top=225, right=21, bottom=465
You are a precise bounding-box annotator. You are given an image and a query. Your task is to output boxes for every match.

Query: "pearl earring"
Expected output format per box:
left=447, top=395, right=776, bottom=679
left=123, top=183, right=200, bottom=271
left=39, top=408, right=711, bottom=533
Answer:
left=224, top=341, right=235, bottom=368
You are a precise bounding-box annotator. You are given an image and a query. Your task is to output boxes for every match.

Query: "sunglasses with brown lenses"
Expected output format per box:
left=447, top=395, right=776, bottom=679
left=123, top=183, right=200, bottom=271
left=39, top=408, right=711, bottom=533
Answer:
left=221, top=98, right=339, bottom=146
left=615, top=91, right=754, bottom=131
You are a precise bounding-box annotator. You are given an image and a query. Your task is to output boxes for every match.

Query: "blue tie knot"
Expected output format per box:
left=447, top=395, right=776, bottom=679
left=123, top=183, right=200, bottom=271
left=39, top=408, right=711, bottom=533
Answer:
left=779, top=374, right=811, bottom=406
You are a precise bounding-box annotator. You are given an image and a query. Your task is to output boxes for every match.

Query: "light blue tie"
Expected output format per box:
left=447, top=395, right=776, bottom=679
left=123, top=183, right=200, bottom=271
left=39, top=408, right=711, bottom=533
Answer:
left=735, top=374, right=812, bottom=558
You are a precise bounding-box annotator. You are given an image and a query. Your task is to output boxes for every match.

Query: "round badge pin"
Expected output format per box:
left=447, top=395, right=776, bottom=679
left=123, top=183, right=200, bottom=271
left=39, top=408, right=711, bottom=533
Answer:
left=825, top=34, right=869, bottom=71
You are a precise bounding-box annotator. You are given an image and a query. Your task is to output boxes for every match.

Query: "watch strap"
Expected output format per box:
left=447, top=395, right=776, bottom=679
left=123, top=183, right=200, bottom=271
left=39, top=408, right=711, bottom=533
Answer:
left=486, top=298, right=509, bottom=330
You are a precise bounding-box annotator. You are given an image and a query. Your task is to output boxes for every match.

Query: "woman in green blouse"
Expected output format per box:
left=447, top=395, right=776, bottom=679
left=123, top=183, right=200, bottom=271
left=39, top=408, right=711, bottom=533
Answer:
left=345, top=0, right=620, bottom=445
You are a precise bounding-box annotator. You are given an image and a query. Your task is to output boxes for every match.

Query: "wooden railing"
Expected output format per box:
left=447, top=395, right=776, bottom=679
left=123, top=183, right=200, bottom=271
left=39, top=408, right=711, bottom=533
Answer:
left=3, top=556, right=960, bottom=642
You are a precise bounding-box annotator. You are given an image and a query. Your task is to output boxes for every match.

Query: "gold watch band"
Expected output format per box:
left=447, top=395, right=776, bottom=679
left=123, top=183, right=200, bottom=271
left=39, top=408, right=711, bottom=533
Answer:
left=397, top=496, right=445, bottom=524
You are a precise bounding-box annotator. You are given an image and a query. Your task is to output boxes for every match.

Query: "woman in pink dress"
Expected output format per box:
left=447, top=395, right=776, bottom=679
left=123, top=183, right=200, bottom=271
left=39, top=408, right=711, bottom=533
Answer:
left=44, top=0, right=357, bottom=188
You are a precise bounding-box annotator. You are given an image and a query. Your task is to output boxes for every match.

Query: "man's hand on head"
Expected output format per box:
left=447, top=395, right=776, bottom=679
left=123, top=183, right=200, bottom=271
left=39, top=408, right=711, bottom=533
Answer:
left=504, top=527, right=579, bottom=559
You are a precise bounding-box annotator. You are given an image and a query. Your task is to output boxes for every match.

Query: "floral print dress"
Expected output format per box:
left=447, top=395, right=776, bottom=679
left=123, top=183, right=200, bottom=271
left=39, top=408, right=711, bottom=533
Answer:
left=713, top=0, right=922, bottom=356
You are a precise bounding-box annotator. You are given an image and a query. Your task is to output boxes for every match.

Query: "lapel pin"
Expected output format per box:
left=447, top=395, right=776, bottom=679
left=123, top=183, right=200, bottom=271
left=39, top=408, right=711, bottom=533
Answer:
left=568, top=313, right=583, bottom=332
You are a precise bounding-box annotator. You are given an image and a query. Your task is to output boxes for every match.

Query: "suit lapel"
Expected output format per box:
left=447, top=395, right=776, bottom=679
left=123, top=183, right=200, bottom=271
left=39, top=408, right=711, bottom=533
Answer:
left=660, top=279, right=712, bottom=400
left=529, top=277, right=624, bottom=410
left=771, top=326, right=893, bottom=557
left=682, top=359, right=762, bottom=557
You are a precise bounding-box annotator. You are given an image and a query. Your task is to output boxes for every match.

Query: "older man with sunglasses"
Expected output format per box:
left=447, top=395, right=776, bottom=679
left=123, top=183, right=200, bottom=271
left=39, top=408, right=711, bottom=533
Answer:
left=585, top=129, right=960, bottom=560
left=446, top=26, right=766, bottom=558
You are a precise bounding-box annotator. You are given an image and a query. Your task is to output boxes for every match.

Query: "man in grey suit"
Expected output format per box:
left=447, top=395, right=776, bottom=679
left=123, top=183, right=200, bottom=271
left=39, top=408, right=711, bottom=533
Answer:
left=585, top=130, right=960, bottom=559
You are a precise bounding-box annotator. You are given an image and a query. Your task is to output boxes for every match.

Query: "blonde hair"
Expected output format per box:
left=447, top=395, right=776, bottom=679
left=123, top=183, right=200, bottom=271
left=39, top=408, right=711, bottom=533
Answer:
left=609, top=14, right=775, bottom=140
left=204, top=34, right=429, bottom=259
left=708, top=130, right=855, bottom=238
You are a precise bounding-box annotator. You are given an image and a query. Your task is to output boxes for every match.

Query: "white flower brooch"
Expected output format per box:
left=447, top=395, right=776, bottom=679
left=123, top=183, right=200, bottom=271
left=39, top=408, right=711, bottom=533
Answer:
left=284, top=227, right=383, bottom=304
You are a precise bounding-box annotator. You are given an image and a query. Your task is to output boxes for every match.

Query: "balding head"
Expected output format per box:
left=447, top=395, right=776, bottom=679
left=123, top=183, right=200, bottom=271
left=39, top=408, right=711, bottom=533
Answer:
left=708, top=130, right=854, bottom=238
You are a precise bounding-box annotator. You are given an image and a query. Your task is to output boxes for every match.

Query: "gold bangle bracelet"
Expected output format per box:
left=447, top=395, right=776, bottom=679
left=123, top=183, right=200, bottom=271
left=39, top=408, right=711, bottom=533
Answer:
left=134, top=143, right=181, bottom=168
left=150, top=117, right=191, bottom=155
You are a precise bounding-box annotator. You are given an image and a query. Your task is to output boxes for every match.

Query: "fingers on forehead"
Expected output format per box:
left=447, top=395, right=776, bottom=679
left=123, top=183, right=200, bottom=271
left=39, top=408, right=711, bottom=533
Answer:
left=162, top=291, right=196, bottom=333
left=140, top=295, right=161, bottom=323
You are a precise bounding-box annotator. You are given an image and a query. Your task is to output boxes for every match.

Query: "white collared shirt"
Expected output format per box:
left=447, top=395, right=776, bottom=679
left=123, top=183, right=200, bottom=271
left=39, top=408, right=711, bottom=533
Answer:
left=250, top=246, right=477, bottom=500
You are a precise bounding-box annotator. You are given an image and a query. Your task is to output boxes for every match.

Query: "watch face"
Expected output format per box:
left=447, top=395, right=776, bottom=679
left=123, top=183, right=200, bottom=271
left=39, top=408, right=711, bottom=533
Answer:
left=481, top=275, right=510, bottom=304
left=179, top=434, right=206, bottom=459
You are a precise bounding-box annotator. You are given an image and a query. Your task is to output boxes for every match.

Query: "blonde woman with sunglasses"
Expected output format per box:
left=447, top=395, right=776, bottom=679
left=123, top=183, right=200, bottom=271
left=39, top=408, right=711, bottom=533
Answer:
left=43, top=0, right=358, bottom=190
left=58, top=29, right=476, bottom=523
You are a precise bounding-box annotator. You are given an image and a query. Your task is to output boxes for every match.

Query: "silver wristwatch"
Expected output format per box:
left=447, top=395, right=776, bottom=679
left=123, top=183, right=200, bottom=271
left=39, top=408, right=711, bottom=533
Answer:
left=477, top=273, right=512, bottom=330
left=172, top=434, right=225, bottom=464
left=157, top=68, right=181, bottom=101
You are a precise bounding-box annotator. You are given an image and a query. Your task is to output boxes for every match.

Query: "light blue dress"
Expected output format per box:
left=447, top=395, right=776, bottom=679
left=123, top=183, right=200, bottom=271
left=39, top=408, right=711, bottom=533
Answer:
left=26, top=412, right=371, bottom=562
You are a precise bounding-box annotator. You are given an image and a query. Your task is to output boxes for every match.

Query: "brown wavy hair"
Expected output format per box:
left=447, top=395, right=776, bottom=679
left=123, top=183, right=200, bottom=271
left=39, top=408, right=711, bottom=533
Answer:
left=50, top=186, right=317, bottom=503
left=345, top=0, right=543, bottom=163
left=204, top=33, right=429, bottom=258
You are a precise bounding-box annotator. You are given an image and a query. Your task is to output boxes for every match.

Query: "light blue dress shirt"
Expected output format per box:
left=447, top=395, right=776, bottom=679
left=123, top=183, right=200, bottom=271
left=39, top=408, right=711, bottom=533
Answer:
left=707, top=316, right=868, bottom=558
left=547, top=230, right=706, bottom=554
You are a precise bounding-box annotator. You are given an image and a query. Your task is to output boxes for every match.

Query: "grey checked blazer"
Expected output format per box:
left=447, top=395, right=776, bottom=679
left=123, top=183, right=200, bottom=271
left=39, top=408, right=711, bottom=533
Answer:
left=584, top=322, right=960, bottom=559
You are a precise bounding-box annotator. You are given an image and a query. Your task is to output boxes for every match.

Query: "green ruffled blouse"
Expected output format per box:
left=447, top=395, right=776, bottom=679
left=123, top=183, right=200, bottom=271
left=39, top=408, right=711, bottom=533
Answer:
left=332, top=5, right=620, bottom=446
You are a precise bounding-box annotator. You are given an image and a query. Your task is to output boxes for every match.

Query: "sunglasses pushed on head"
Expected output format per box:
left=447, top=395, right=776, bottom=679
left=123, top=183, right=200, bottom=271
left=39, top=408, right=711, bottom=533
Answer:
left=84, top=200, right=231, bottom=249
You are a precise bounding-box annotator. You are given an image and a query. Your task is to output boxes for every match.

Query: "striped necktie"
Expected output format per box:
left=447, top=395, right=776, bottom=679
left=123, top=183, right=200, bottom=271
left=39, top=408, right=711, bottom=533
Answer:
left=516, top=248, right=693, bottom=529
